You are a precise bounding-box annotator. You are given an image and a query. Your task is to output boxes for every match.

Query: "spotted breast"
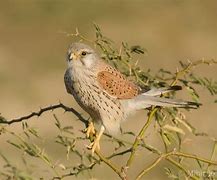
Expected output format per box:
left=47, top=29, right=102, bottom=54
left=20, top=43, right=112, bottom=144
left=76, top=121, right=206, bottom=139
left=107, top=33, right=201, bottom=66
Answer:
left=64, top=65, right=126, bottom=135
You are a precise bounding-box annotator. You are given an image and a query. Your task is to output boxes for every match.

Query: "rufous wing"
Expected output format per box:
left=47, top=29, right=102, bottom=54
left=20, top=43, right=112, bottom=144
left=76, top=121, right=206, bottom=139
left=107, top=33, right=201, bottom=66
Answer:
left=97, top=69, right=139, bottom=99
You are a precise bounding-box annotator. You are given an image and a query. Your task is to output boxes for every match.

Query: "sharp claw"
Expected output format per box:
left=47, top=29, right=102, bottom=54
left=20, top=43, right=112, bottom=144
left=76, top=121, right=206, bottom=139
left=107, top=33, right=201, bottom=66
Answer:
left=86, top=142, right=94, bottom=149
left=86, top=125, right=105, bottom=156
left=84, top=122, right=96, bottom=138
left=91, top=136, right=100, bottom=155
left=85, top=138, right=100, bottom=155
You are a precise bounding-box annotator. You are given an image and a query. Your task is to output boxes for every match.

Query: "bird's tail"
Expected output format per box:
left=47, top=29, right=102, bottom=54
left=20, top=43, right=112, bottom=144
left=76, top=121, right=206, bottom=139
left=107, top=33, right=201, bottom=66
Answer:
left=132, top=95, right=200, bottom=110
left=124, top=86, right=201, bottom=112
left=141, top=85, right=182, bottom=96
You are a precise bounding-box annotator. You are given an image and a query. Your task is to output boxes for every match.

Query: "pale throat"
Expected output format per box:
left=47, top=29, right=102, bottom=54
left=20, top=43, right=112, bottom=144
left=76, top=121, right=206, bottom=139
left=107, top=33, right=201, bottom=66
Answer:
left=68, top=61, right=95, bottom=83
left=81, top=54, right=96, bottom=68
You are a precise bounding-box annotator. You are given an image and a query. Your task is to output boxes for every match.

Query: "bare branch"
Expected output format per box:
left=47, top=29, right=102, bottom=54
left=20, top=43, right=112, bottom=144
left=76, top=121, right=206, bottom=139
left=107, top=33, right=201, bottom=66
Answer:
left=0, top=103, right=88, bottom=126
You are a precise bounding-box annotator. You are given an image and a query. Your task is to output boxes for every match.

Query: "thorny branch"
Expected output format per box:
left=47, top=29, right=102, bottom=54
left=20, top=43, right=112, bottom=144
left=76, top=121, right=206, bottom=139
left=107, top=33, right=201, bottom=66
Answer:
left=0, top=26, right=217, bottom=179
left=135, top=150, right=217, bottom=180
left=171, top=59, right=217, bottom=86
left=0, top=103, right=88, bottom=126
left=126, top=107, right=159, bottom=168
left=1, top=101, right=217, bottom=180
left=1, top=100, right=216, bottom=179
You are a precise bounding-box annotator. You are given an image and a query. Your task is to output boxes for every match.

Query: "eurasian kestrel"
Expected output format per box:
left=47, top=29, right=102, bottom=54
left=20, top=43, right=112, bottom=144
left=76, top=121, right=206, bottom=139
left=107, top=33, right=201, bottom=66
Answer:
left=64, top=42, right=200, bottom=154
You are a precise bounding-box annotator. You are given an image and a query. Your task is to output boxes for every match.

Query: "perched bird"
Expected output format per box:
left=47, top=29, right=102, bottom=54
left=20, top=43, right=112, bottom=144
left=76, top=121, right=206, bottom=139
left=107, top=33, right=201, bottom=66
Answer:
left=64, top=42, right=200, bottom=154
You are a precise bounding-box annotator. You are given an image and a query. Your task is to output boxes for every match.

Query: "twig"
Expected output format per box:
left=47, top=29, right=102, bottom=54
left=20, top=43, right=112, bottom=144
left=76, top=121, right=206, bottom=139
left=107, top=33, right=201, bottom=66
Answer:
left=107, top=149, right=132, bottom=159
left=0, top=103, right=88, bottom=126
left=96, top=150, right=126, bottom=180
left=135, top=149, right=217, bottom=180
left=171, top=59, right=217, bottom=86
left=126, top=108, right=158, bottom=168
left=53, top=162, right=97, bottom=179
left=136, top=151, right=199, bottom=180
left=135, top=154, right=164, bottom=180
left=166, top=157, right=198, bottom=180
left=171, top=151, right=217, bottom=166
left=64, top=28, right=94, bottom=43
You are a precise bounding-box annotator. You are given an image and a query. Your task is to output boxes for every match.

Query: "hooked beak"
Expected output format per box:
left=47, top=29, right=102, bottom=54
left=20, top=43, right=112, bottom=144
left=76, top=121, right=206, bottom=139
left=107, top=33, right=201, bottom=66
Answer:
left=70, top=52, right=79, bottom=61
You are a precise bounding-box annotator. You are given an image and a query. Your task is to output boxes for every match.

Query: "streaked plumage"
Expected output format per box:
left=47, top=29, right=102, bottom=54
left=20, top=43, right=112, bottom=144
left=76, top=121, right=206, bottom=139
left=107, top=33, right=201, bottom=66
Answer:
left=64, top=42, right=200, bottom=154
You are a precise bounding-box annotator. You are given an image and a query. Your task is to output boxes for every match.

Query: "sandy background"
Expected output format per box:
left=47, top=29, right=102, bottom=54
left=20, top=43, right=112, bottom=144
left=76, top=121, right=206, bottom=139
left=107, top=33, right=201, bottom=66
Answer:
left=0, top=1, right=217, bottom=179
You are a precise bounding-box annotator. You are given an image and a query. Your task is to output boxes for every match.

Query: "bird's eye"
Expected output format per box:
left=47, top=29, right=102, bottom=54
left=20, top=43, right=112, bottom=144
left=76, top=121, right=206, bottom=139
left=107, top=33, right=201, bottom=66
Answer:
left=81, top=51, right=87, bottom=56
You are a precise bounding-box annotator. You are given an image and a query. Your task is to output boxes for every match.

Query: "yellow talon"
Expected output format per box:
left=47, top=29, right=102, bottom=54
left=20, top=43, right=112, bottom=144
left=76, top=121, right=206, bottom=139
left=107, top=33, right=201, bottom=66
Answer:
left=91, top=134, right=101, bottom=155
left=85, top=122, right=96, bottom=138
left=87, top=125, right=105, bottom=155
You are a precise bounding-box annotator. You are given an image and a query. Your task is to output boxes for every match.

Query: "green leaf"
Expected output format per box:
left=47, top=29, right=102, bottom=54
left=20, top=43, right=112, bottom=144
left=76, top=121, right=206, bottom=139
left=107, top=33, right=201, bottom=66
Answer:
left=7, top=140, right=22, bottom=149
left=54, top=114, right=61, bottom=129
left=210, top=141, right=217, bottom=163
left=122, top=131, right=135, bottom=136
left=161, top=131, right=172, bottom=146
left=175, top=117, right=193, bottom=133
left=62, top=126, right=74, bottom=131
left=130, top=45, right=147, bottom=54
left=163, top=124, right=185, bottom=135
left=186, top=86, right=200, bottom=103
left=165, top=167, right=179, bottom=179
left=28, top=128, right=40, bottom=138
left=93, top=23, right=102, bottom=38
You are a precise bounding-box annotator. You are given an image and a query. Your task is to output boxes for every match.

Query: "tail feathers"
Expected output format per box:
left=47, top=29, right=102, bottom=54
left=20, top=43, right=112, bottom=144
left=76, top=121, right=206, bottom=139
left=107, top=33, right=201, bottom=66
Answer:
left=142, top=85, right=182, bottom=97
left=131, top=95, right=201, bottom=110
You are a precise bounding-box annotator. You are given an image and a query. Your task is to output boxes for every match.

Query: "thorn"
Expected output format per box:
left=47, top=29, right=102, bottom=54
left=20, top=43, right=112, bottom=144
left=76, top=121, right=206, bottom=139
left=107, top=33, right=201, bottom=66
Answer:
left=176, top=67, right=179, bottom=73
left=134, top=59, right=139, bottom=66
left=75, top=27, right=79, bottom=35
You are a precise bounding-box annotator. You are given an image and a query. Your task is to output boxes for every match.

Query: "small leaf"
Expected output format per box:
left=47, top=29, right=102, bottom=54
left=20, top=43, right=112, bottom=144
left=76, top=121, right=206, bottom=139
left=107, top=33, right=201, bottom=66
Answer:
left=7, top=140, right=22, bottom=149
left=0, top=151, right=10, bottom=164
left=62, top=126, right=74, bottom=131
left=163, top=124, right=185, bottom=135
left=143, top=143, right=161, bottom=154
left=186, top=86, right=200, bottom=103
left=122, top=131, right=135, bottom=136
left=130, top=45, right=146, bottom=54
left=94, top=23, right=102, bottom=38
left=161, top=131, right=172, bottom=145
left=28, top=128, right=40, bottom=138
left=210, top=141, right=217, bottom=163
left=175, top=117, right=193, bottom=133
left=159, top=68, right=172, bottom=75
left=59, top=163, right=66, bottom=170
left=54, top=114, right=61, bottom=129
left=165, top=167, right=179, bottom=179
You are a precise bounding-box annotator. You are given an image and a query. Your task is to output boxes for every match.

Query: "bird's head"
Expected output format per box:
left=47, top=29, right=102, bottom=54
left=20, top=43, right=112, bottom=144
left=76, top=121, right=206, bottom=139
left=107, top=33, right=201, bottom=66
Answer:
left=66, top=42, right=99, bottom=69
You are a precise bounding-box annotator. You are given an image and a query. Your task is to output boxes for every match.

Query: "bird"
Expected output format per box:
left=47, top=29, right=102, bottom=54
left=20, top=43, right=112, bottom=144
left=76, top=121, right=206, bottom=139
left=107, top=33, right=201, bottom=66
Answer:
left=64, top=42, right=200, bottom=155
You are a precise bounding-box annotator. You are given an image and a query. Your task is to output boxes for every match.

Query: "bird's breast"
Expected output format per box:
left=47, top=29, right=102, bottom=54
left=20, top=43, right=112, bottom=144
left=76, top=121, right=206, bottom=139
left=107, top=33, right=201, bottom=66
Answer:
left=65, top=67, right=126, bottom=126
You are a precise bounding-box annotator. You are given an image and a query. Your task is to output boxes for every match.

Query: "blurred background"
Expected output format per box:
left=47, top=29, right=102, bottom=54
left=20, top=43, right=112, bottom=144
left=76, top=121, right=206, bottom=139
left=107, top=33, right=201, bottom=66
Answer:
left=0, top=0, right=217, bottom=179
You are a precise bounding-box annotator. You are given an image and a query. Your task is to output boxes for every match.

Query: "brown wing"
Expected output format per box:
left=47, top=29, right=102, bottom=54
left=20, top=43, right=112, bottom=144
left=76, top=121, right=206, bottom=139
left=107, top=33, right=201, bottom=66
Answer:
left=97, top=69, right=140, bottom=99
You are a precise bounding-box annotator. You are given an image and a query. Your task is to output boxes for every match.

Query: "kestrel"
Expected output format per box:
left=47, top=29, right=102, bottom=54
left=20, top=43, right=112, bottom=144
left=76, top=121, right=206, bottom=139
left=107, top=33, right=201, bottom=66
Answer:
left=64, top=42, right=200, bottom=154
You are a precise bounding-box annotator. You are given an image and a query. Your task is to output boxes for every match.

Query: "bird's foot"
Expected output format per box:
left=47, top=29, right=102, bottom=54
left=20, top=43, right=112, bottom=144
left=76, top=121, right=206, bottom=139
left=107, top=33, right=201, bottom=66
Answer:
left=86, top=125, right=105, bottom=156
left=84, top=122, right=96, bottom=138
left=87, top=134, right=101, bottom=155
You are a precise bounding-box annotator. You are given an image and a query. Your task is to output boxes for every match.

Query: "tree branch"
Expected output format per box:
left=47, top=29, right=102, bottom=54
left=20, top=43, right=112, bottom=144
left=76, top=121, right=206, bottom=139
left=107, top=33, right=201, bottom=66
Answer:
left=135, top=149, right=217, bottom=180
left=0, top=103, right=88, bottom=126
left=126, top=108, right=158, bottom=168
left=96, top=150, right=126, bottom=180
